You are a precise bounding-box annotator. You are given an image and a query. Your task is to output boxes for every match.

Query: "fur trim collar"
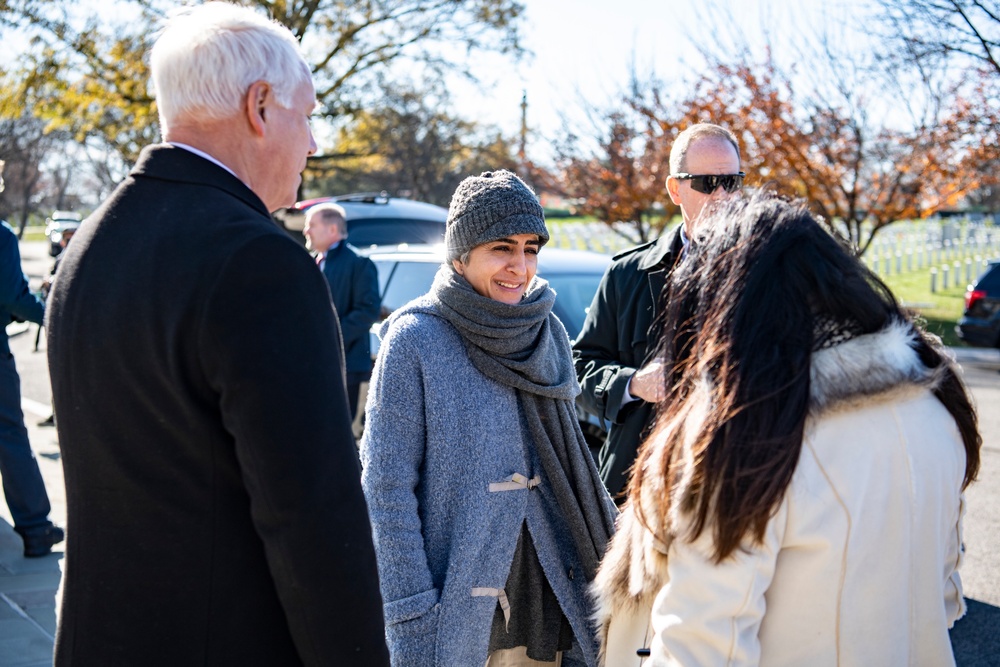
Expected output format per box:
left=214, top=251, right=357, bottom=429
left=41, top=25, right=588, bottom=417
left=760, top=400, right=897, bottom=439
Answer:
left=809, top=320, right=946, bottom=416
left=591, top=320, right=949, bottom=658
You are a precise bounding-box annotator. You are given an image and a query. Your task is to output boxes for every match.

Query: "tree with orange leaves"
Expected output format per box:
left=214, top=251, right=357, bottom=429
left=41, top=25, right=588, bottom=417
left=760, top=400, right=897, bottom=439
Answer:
left=551, top=15, right=997, bottom=254
left=550, top=100, right=675, bottom=243
left=621, top=49, right=997, bottom=255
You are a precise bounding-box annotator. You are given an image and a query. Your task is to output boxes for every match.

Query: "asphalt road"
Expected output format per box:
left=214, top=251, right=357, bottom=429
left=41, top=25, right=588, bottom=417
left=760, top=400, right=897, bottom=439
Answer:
left=947, top=353, right=1000, bottom=666
left=7, top=240, right=1000, bottom=664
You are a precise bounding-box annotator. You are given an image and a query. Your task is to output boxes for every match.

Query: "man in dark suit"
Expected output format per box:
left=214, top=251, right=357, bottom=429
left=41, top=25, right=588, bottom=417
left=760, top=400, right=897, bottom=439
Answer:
left=573, top=123, right=743, bottom=502
left=0, top=159, right=65, bottom=557
left=303, top=203, right=380, bottom=423
left=45, top=4, right=388, bottom=665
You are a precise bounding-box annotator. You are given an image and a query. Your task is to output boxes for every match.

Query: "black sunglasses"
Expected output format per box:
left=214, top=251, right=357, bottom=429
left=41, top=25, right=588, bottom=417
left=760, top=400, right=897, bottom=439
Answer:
left=673, top=172, right=745, bottom=194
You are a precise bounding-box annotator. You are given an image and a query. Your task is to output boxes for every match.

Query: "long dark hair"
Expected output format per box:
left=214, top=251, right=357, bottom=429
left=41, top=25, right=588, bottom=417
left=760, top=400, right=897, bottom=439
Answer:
left=630, top=193, right=981, bottom=563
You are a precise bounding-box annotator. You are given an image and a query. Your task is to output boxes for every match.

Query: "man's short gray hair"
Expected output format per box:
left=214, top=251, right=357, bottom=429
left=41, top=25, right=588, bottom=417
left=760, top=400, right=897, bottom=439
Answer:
left=307, top=203, right=348, bottom=236
left=669, top=123, right=741, bottom=174
left=150, top=2, right=312, bottom=133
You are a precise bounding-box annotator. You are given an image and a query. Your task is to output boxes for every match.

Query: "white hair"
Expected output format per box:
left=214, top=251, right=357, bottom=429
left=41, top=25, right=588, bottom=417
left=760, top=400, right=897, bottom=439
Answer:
left=150, top=2, right=312, bottom=132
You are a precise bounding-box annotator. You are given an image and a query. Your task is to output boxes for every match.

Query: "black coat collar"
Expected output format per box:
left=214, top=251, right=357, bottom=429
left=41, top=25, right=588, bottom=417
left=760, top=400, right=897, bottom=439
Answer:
left=637, top=225, right=685, bottom=272
left=131, top=144, right=271, bottom=219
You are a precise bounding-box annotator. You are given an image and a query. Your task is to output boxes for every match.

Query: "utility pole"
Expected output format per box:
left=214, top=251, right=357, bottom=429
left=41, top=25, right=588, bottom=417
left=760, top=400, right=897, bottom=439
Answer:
left=518, top=90, right=528, bottom=172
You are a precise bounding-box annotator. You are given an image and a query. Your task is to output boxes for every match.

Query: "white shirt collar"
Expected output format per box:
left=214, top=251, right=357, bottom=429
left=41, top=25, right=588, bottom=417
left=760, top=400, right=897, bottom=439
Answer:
left=168, top=142, right=243, bottom=184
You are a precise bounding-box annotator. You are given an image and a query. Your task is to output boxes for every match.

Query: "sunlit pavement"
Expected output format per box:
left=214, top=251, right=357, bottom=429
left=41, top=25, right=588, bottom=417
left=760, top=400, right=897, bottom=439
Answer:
left=0, top=343, right=61, bottom=666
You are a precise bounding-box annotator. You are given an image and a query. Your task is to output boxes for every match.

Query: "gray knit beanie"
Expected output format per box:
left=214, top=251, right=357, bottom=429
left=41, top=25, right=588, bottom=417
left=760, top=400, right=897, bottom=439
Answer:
left=445, top=169, right=549, bottom=261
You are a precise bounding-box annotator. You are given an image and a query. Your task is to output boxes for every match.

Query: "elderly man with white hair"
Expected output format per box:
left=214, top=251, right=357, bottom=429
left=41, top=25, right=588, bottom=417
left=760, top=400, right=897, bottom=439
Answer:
left=46, top=4, right=388, bottom=665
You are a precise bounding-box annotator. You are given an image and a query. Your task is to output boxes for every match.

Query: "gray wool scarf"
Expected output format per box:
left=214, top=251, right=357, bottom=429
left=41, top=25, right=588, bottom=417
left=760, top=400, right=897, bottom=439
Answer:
left=429, top=266, right=616, bottom=581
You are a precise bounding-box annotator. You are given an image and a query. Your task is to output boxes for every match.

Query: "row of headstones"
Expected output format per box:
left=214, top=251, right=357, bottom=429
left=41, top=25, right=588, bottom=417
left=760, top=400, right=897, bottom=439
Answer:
left=548, top=222, right=643, bottom=255
left=868, top=216, right=996, bottom=252
left=928, top=257, right=995, bottom=293
left=867, top=227, right=995, bottom=260
left=866, top=239, right=999, bottom=278
left=866, top=229, right=999, bottom=292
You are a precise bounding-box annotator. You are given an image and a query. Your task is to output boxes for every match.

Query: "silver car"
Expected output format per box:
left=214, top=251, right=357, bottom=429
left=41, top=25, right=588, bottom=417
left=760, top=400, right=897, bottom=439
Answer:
left=275, top=193, right=447, bottom=247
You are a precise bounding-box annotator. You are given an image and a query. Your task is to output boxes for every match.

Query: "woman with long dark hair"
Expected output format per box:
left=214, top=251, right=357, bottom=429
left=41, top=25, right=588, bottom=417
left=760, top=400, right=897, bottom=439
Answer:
left=593, top=193, right=981, bottom=666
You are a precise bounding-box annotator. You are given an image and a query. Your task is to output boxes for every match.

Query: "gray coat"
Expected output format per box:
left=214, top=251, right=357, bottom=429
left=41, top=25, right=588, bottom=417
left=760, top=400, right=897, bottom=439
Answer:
left=361, top=296, right=603, bottom=667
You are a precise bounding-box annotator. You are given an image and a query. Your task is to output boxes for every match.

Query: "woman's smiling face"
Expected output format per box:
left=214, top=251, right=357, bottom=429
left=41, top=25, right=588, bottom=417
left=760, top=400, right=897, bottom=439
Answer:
left=452, top=233, right=541, bottom=305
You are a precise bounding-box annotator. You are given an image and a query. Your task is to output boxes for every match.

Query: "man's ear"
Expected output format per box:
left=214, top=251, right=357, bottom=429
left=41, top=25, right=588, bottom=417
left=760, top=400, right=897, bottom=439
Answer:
left=666, top=175, right=682, bottom=205
left=451, top=258, right=465, bottom=275
left=245, top=81, right=271, bottom=137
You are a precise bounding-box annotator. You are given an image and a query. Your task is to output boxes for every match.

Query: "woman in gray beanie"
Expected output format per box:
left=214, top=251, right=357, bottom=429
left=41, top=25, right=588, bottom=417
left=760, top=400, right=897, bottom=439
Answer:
left=361, top=169, right=618, bottom=667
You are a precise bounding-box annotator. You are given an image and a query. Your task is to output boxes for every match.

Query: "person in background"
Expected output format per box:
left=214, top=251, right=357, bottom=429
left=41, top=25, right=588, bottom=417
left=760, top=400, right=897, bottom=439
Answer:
left=573, top=123, right=744, bottom=501
left=593, top=193, right=981, bottom=666
left=41, top=226, right=76, bottom=295
left=304, top=203, right=380, bottom=425
left=0, top=159, right=65, bottom=558
left=45, top=4, right=388, bottom=665
left=361, top=170, right=618, bottom=667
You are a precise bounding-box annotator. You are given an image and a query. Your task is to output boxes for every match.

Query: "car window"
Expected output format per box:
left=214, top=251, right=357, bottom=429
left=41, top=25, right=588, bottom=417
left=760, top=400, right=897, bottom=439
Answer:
left=975, top=264, right=1000, bottom=291
left=348, top=219, right=446, bottom=247
left=379, top=260, right=441, bottom=315
left=544, top=273, right=604, bottom=340
left=372, top=260, right=396, bottom=296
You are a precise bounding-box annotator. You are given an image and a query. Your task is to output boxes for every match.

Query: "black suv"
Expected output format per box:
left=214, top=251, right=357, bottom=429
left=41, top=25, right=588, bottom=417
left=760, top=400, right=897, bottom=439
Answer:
left=957, top=259, right=1000, bottom=348
left=274, top=192, right=446, bottom=247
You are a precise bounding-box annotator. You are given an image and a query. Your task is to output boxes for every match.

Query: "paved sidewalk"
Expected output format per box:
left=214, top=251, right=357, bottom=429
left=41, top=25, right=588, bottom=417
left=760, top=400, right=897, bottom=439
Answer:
left=950, top=345, right=1000, bottom=366
left=0, top=395, right=63, bottom=667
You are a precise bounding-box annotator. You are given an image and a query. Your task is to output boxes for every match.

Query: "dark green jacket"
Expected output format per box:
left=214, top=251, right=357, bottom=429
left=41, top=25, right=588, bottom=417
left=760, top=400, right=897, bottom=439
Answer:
left=572, top=227, right=684, bottom=500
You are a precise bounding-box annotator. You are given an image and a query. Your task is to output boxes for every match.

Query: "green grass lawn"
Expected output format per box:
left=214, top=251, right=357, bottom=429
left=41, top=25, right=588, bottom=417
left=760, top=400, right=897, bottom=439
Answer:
left=546, top=216, right=599, bottom=227
left=21, top=226, right=47, bottom=242
left=880, top=266, right=968, bottom=347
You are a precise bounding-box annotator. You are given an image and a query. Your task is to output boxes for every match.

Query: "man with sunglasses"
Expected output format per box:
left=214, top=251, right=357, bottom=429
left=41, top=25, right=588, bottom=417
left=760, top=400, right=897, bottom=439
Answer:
left=574, top=123, right=743, bottom=501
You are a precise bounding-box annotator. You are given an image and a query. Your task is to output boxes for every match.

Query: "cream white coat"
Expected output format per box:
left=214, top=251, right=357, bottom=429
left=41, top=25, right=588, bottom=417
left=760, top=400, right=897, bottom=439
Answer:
left=593, top=323, right=969, bottom=666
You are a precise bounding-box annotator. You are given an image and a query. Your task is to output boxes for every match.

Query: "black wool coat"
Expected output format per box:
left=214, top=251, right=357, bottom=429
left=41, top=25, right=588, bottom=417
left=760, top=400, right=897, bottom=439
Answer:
left=572, top=227, right=684, bottom=501
left=46, top=145, right=389, bottom=666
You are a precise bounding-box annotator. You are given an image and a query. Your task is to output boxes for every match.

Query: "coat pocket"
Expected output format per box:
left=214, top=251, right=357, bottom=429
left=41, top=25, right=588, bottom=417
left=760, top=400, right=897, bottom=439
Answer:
left=385, top=588, right=441, bottom=666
